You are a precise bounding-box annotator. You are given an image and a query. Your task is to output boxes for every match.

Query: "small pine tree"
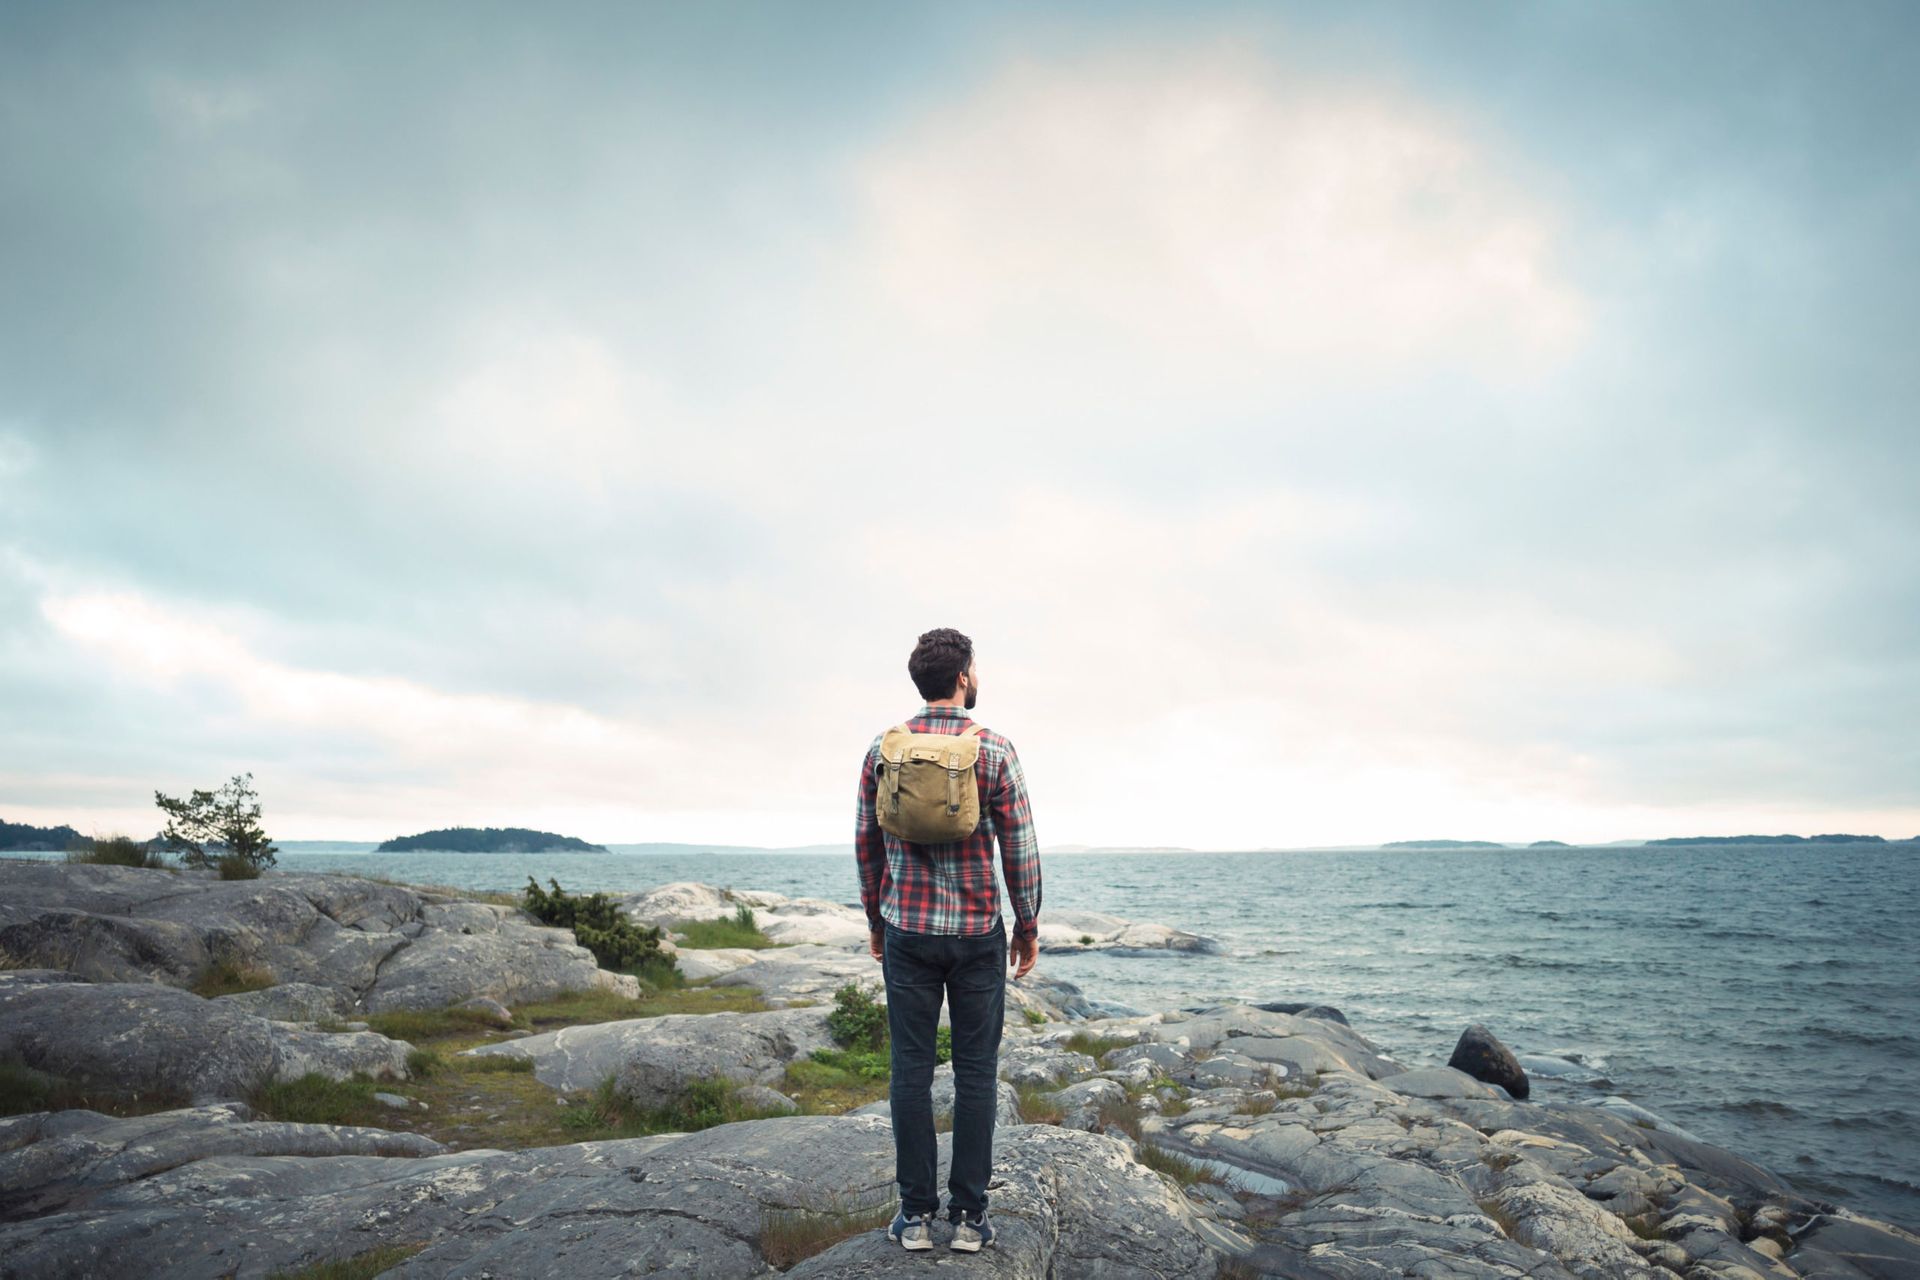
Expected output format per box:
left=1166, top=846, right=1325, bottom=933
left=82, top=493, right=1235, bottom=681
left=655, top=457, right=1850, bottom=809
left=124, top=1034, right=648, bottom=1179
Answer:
left=154, top=773, right=278, bottom=875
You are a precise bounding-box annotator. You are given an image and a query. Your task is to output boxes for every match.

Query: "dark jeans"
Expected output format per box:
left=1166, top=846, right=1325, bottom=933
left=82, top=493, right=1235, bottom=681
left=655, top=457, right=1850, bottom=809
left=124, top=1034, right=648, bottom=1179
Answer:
left=883, top=917, right=1007, bottom=1221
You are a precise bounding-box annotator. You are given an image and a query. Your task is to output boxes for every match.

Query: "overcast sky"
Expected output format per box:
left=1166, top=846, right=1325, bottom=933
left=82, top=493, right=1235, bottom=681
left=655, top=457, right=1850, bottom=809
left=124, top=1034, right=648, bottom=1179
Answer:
left=3, top=2, right=1915, bottom=848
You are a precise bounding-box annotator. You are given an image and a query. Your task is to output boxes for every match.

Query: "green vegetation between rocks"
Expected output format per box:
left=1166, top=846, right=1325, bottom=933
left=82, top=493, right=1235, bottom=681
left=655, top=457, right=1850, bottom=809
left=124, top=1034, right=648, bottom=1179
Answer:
left=559, top=1071, right=799, bottom=1139
left=677, top=903, right=780, bottom=950
left=1, top=1058, right=191, bottom=1118
left=256, top=981, right=776, bottom=1150
left=758, top=1194, right=896, bottom=1269
left=265, top=1242, right=430, bottom=1280
left=190, top=957, right=277, bottom=998
left=63, top=835, right=171, bottom=869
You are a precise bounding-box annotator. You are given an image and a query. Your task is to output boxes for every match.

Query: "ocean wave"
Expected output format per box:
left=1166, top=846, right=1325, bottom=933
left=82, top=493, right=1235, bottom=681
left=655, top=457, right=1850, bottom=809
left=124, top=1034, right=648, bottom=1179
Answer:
left=1804, top=1024, right=1916, bottom=1050
left=1714, top=1099, right=1801, bottom=1119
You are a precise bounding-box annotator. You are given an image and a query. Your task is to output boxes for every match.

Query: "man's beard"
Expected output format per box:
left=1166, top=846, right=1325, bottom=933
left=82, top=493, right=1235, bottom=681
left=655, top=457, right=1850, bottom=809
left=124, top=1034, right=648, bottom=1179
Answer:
left=964, top=681, right=977, bottom=710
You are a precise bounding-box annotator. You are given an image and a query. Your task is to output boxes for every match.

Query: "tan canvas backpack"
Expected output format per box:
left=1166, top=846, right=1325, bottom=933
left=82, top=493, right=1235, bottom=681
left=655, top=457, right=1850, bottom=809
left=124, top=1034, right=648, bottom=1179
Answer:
left=875, top=722, right=987, bottom=844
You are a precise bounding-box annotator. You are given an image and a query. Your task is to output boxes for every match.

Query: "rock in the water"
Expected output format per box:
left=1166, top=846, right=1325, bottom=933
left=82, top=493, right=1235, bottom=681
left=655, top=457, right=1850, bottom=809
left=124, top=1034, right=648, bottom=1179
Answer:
left=1449, top=1022, right=1531, bottom=1099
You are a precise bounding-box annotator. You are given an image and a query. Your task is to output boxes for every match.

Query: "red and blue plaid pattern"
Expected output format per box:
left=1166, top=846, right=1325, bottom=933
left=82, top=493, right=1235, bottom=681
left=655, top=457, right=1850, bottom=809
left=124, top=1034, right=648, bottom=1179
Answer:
left=855, top=704, right=1041, bottom=941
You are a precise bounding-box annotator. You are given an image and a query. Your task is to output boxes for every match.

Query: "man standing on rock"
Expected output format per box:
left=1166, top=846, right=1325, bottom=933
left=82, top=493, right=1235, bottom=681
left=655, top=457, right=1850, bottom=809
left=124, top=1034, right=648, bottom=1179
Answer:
left=856, top=626, right=1042, bottom=1254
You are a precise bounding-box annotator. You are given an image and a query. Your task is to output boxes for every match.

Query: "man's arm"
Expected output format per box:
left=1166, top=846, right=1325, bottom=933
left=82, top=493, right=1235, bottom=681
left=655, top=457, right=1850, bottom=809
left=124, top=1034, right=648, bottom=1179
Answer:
left=990, top=738, right=1042, bottom=942
left=855, top=740, right=888, bottom=935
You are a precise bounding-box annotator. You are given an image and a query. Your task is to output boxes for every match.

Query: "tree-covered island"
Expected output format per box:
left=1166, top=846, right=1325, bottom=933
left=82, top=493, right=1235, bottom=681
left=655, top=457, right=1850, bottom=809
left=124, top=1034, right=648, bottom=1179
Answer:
left=376, top=826, right=608, bottom=853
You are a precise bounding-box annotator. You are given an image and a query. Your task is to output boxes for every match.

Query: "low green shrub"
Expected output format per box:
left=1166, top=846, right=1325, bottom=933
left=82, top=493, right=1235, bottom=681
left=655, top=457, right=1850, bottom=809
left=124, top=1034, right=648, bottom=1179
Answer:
left=826, top=982, right=887, bottom=1051
left=522, top=878, right=672, bottom=974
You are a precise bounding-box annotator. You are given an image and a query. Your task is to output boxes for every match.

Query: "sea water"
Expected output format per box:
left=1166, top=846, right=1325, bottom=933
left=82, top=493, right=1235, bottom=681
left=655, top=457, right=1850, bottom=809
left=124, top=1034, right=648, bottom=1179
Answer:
left=256, top=843, right=1919, bottom=1228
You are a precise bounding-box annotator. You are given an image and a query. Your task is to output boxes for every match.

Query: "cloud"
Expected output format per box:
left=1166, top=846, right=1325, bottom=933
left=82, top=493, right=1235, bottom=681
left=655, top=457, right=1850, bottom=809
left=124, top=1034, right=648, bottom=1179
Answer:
left=855, top=45, right=1584, bottom=379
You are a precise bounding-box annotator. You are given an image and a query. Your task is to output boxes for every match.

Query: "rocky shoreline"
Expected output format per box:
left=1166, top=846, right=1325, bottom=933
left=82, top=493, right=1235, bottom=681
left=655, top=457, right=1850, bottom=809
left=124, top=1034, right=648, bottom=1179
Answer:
left=1, top=860, right=1914, bottom=1278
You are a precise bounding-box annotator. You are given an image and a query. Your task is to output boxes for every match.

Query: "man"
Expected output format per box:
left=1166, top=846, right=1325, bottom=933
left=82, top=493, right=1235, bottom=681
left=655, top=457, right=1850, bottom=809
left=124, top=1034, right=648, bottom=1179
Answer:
left=855, top=627, right=1042, bottom=1254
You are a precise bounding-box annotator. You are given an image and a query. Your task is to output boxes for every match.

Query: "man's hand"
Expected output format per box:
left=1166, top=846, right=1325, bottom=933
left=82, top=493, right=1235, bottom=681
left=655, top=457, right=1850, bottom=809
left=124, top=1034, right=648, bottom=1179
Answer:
left=1009, top=932, right=1037, bottom=979
left=869, top=927, right=885, bottom=964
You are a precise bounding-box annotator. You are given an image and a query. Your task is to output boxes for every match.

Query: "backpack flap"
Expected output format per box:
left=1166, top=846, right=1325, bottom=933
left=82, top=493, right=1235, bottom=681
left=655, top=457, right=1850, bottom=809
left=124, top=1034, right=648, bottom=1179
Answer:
left=876, top=723, right=986, bottom=843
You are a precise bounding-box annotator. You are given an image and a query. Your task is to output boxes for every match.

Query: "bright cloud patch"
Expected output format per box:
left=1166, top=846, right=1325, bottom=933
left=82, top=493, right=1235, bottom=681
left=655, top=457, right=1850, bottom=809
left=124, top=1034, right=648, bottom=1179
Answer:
left=858, top=47, right=1584, bottom=373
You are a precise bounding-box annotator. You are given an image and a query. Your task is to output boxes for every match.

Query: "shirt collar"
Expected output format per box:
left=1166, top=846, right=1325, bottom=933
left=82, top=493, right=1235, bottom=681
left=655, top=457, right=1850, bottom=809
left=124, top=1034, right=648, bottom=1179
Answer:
left=916, top=704, right=972, bottom=719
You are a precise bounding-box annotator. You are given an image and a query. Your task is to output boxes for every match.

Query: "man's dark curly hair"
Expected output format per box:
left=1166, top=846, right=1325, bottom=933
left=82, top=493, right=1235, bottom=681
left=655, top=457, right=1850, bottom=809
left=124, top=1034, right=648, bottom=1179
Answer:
left=908, top=628, right=974, bottom=701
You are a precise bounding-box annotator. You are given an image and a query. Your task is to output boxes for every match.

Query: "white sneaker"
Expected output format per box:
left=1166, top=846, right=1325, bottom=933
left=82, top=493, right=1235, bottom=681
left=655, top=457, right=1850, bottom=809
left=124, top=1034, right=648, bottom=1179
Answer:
left=887, top=1207, right=933, bottom=1251
left=950, top=1209, right=996, bottom=1252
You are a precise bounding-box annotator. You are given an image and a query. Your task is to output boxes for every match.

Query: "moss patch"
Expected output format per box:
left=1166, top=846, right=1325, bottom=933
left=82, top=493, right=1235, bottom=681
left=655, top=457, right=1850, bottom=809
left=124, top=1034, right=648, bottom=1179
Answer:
left=190, top=957, right=277, bottom=998
left=0, top=1057, right=191, bottom=1119
left=265, top=1241, right=429, bottom=1279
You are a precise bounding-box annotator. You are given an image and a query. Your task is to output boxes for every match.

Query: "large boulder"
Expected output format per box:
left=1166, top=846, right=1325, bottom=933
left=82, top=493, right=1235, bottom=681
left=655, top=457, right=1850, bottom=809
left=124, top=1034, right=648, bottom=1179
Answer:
left=1449, top=1022, right=1531, bottom=1100
left=0, top=863, right=640, bottom=1015
left=0, top=970, right=413, bottom=1104
left=460, top=1006, right=837, bottom=1102
left=0, top=1108, right=1219, bottom=1279
left=0, top=1101, right=442, bottom=1221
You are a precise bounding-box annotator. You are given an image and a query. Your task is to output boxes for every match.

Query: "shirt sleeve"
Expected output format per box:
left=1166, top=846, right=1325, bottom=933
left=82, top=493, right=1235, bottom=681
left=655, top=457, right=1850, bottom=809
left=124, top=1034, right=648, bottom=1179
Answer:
left=855, top=738, right=887, bottom=932
left=990, top=738, right=1042, bottom=942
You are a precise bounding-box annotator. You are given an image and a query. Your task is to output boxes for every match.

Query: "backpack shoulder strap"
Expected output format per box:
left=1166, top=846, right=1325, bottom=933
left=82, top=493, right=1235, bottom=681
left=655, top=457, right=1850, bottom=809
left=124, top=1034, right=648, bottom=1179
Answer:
left=962, top=723, right=985, bottom=738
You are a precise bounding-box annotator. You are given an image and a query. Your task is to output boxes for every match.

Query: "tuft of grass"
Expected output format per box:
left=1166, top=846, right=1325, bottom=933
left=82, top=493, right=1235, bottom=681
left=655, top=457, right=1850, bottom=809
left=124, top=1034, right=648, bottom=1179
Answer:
left=250, top=1072, right=385, bottom=1127
left=405, top=1048, right=445, bottom=1079
left=1, top=1057, right=192, bottom=1118
left=363, top=1005, right=511, bottom=1043
left=191, top=956, right=277, bottom=998
left=758, top=1194, right=895, bottom=1268
left=1138, top=1142, right=1220, bottom=1187
left=216, top=852, right=263, bottom=880
left=1623, top=1213, right=1668, bottom=1241
left=1215, top=1259, right=1263, bottom=1280
left=1022, top=1006, right=1047, bottom=1026
left=265, top=1242, right=430, bottom=1280
left=463, top=1054, right=535, bottom=1074
left=1476, top=1197, right=1521, bottom=1239
left=1062, top=1032, right=1134, bottom=1062
left=557, top=1072, right=793, bottom=1139
left=1078, top=934, right=1095, bottom=945
left=678, top=903, right=781, bottom=950
left=1095, top=1093, right=1146, bottom=1142
left=1015, top=1082, right=1064, bottom=1126
left=64, top=835, right=170, bottom=868
left=1240, top=1091, right=1280, bottom=1117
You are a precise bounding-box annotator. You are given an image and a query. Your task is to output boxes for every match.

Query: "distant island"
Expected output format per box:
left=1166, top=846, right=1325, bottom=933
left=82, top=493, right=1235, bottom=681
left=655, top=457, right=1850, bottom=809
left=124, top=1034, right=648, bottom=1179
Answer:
left=376, top=827, right=608, bottom=854
left=1646, top=833, right=1888, bottom=846
left=1380, top=839, right=1506, bottom=849
left=1529, top=840, right=1571, bottom=848
left=0, top=819, right=83, bottom=852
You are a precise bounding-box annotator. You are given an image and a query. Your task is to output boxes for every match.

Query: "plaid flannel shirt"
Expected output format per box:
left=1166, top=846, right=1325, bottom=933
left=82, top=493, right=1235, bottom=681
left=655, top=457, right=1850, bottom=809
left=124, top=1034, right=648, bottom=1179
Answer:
left=855, top=704, right=1041, bottom=941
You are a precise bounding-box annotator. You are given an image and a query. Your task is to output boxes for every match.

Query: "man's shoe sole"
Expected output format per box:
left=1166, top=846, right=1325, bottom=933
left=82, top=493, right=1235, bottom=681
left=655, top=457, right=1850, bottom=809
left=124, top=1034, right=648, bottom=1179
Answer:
left=950, top=1232, right=991, bottom=1252
left=889, top=1227, right=933, bottom=1251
